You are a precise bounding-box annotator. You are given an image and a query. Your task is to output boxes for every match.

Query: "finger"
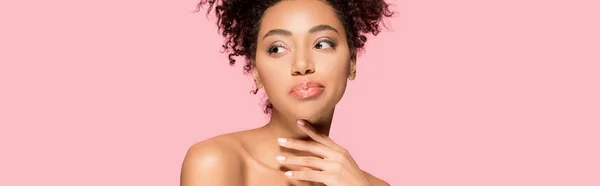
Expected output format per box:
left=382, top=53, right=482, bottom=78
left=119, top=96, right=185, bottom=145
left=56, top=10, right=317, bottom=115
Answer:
left=277, top=156, right=341, bottom=171
left=284, top=170, right=332, bottom=183
left=277, top=138, right=337, bottom=158
left=296, top=120, right=346, bottom=153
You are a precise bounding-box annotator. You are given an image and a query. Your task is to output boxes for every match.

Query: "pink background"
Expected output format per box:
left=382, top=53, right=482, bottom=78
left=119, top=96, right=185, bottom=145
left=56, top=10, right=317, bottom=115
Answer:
left=1, top=0, right=599, bottom=185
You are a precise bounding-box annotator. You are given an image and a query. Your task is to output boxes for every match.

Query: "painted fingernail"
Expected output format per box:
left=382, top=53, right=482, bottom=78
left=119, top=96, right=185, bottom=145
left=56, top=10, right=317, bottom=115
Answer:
left=284, top=171, right=293, bottom=177
left=276, top=155, right=286, bottom=163
left=277, top=138, right=288, bottom=145
left=296, top=120, right=305, bottom=126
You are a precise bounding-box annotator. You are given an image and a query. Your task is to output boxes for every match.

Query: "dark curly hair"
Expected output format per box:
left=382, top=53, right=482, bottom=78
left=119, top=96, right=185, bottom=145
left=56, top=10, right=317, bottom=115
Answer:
left=195, top=0, right=395, bottom=114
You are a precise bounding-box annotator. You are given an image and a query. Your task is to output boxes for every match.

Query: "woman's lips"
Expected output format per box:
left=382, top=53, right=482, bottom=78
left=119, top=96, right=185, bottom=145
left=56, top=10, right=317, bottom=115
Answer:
left=289, top=81, right=325, bottom=99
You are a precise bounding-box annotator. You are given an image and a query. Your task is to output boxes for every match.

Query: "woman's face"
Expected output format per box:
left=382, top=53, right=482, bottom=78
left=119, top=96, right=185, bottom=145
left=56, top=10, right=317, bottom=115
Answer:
left=253, top=0, right=356, bottom=120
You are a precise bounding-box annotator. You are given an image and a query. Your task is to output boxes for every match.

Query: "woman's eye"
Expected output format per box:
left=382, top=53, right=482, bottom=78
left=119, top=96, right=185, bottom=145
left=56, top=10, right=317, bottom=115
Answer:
left=268, top=45, right=286, bottom=54
left=315, top=40, right=335, bottom=49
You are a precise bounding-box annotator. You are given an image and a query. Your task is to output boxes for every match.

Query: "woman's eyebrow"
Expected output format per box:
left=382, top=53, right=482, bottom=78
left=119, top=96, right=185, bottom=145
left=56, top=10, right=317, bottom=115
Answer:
left=262, top=29, right=292, bottom=40
left=308, top=24, right=338, bottom=34
left=262, top=24, right=339, bottom=40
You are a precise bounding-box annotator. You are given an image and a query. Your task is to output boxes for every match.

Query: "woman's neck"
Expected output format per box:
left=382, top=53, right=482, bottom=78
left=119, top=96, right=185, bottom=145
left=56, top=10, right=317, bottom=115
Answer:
left=262, top=108, right=335, bottom=140
left=246, top=108, right=336, bottom=169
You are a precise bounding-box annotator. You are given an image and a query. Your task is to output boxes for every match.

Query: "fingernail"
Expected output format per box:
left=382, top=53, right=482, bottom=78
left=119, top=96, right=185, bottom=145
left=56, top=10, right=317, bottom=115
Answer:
left=284, top=171, right=293, bottom=177
left=296, top=120, right=305, bottom=126
left=277, top=138, right=288, bottom=145
left=276, top=155, right=286, bottom=163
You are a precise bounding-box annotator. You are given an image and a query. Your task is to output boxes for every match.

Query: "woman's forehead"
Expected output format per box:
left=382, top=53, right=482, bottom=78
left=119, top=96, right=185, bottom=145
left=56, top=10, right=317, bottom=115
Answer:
left=258, top=0, right=344, bottom=36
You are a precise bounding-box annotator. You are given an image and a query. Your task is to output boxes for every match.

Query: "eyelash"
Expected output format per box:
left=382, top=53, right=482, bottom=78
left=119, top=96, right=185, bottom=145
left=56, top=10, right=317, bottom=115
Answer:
left=267, top=44, right=285, bottom=54
left=266, top=39, right=337, bottom=54
left=315, top=39, right=337, bottom=49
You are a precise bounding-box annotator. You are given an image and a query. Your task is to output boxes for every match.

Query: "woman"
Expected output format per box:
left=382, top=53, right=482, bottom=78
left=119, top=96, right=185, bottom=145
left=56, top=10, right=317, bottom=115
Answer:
left=181, top=0, right=394, bottom=185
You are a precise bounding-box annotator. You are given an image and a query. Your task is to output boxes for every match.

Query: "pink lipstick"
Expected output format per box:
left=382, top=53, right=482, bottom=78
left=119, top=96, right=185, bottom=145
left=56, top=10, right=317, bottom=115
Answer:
left=289, top=81, right=325, bottom=99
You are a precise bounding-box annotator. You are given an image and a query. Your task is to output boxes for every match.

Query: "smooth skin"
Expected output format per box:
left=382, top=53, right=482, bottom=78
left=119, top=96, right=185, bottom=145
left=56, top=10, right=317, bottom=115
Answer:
left=181, top=0, right=389, bottom=185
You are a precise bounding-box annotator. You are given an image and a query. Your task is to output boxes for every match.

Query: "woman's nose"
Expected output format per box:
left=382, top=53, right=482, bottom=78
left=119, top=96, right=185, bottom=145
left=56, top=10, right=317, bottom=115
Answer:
left=291, top=49, right=315, bottom=76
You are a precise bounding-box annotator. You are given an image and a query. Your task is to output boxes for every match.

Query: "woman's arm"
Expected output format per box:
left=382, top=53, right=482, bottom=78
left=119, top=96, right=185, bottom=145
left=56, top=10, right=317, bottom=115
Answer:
left=180, top=140, right=245, bottom=186
left=362, top=170, right=391, bottom=186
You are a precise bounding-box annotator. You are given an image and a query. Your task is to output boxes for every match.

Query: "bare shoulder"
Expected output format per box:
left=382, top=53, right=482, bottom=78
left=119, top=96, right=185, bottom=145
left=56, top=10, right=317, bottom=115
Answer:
left=363, top=170, right=391, bottom=186
left=180, top=134, right=246, bottom=186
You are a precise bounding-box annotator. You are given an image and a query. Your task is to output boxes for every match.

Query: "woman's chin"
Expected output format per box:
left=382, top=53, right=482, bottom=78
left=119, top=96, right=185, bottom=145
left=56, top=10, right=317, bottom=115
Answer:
left=289, top=105, right=334, bottom=121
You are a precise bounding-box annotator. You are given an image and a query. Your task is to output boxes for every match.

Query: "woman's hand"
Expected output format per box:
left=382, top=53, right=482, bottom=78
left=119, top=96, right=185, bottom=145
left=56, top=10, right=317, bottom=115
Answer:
left=276, top=120, right=372, bottom=186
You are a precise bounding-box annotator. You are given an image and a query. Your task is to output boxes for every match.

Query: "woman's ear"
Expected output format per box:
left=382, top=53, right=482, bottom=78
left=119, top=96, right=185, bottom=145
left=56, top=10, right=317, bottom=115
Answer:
left=252, top=65, right=263, bottom=89
left=348, top=50, right=357, bottom=80
left=348, top=58, right=357, bottom=80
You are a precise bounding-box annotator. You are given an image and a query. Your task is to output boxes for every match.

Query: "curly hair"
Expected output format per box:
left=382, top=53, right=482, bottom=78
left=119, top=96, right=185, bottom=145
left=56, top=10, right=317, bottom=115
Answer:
left=195, top=0, right=395, bottom=114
